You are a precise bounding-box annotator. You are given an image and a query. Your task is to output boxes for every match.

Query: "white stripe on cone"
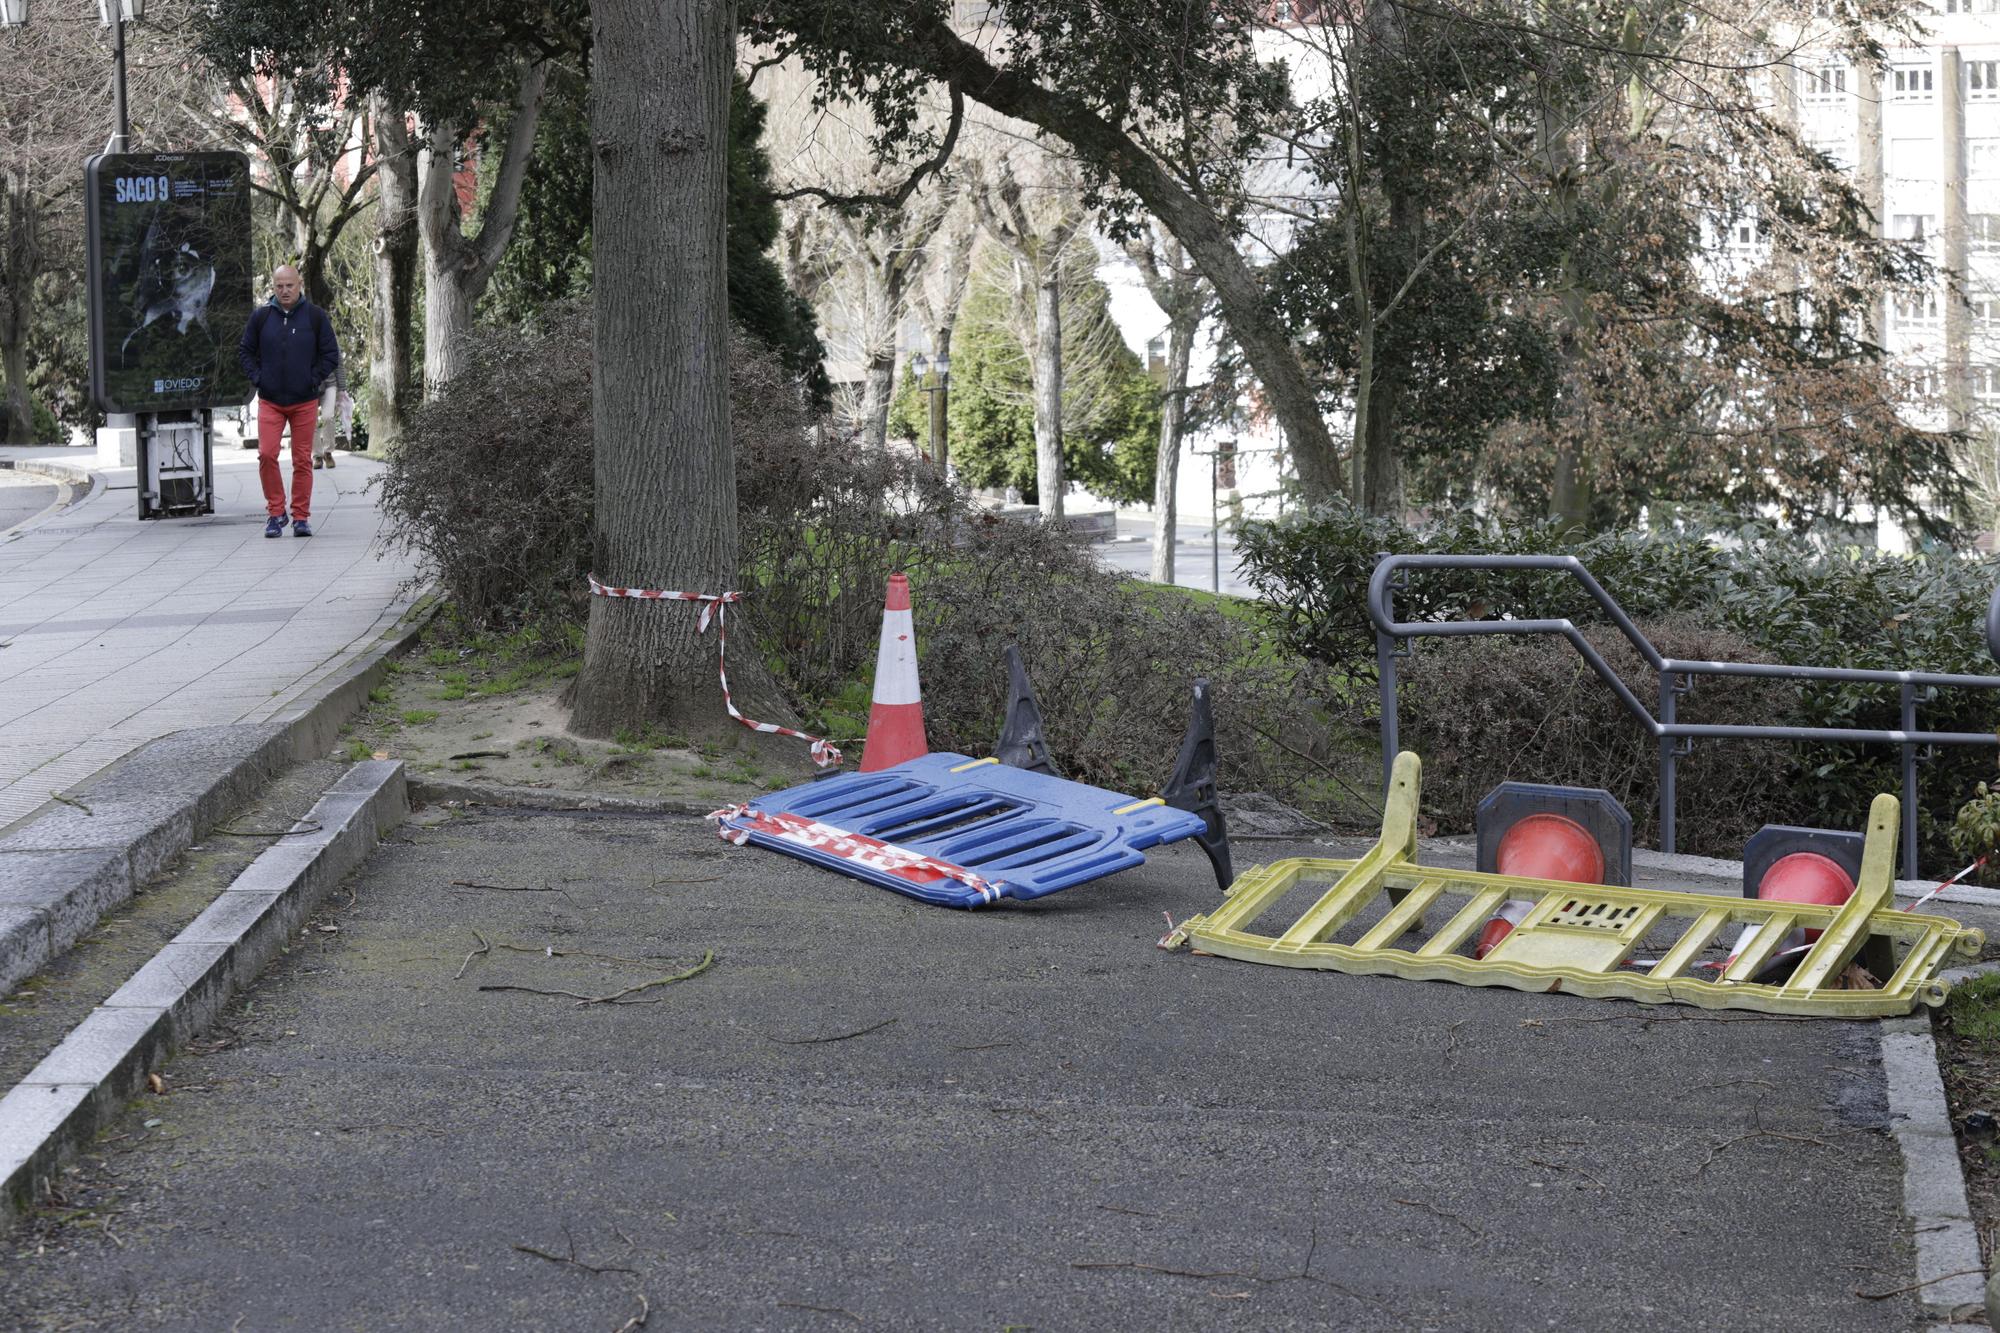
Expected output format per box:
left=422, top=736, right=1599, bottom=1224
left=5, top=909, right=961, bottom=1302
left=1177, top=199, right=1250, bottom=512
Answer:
left=1474, top=898, right=1533, bottom=959
left=860, top=573, right=928, bottom=771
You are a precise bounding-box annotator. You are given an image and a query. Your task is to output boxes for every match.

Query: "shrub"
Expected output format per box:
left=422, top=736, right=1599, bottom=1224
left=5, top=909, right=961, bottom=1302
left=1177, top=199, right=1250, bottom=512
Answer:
left=1396, top=618, right=1797, bottom=858
left=377, top=303, right=595, bottom=633
left=379, top=304, right=816, bottom=636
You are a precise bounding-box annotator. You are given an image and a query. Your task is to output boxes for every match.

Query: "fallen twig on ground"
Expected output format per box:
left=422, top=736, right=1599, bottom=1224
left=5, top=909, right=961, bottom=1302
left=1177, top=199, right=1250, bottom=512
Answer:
left=652, top=876, right=720, bottom=885
left=1393, top=1198, right=1480, bottom=1237
left=48, top=792, right=91, bottom=815
left=1695, top=1106, right=1833, bottom=1177
left=494, top=941, right=673, bottom=968
left=766, top=1017, right=897, bottom=1045
left=454, top=930, right=491, bottom=982
left=613, top=1293, right=651, bottom=1331
left=1526, top=1157, right=1606, bottom=1190
left=1072, top=1260, right=1251, bottom=1280
left=1854, top=1268, right=1986, bottom=1300
left=513, top=1225, right=638, bottom=1277
left=448, top=750, right=509, bottom=760
left=1098, top=1205, right=1161, bottom=1218
left=479, top=951, right=715, bottom=1006
left=451, top=880, right=559, bottom=893
left=950, top=1041, right=1015, bottom=1052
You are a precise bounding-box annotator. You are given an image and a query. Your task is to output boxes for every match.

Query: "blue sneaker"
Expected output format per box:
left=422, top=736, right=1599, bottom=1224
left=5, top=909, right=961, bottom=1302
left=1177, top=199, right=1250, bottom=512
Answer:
left=293, top=519, right=313, bottom=538
left=264, top=515, right=287, bottom=538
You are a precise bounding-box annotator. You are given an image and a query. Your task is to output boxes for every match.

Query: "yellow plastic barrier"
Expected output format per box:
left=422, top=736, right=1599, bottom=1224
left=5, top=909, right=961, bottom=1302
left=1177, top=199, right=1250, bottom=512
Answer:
left=1163, top=752, right=1984, bottom=1017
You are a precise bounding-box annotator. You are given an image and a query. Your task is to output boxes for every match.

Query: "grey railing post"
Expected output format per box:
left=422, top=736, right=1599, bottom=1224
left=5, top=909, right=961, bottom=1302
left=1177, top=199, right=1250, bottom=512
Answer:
left=1901, top=683, right=1920, bottom=882
left=1377, top=629, right=1399, bottom=797
left=1659, top=670, right=1677, bottom=856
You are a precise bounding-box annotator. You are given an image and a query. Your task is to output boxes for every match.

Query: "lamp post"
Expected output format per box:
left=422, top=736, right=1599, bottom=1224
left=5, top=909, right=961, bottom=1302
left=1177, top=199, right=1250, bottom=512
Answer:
left=910, top=351, right=951, bottom=475
left=0, top=1, right=26, bottom=29
left=98, top=0, right=141, bottom=149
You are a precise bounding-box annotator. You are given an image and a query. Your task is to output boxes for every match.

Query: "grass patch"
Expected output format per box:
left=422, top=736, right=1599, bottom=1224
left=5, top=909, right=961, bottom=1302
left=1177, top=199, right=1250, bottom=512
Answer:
left=1946, top=972, right=2000, bottom=1043
left=401, top=710, right=439, bottom=725
left=341, top=738, right=372, bottom=762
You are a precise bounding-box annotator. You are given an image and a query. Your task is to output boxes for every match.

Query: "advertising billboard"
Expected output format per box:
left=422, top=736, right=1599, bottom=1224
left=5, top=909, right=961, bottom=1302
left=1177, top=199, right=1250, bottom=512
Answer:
left=85, top=151, right=255, bottom=414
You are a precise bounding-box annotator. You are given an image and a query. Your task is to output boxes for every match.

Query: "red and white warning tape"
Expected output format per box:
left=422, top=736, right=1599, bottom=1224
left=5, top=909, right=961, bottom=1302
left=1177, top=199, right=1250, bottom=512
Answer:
left=588, top=574, right=841, bottom=768
left=708, top=805, right=1005, bottom=904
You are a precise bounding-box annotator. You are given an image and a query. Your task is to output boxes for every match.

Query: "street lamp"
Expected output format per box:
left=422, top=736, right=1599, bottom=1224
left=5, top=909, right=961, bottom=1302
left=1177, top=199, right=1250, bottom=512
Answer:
left=910, top=350, right=951, bottom=475
left=0, top=1, right=27, bottom=30
left=97, top=0, right=143, bottom=150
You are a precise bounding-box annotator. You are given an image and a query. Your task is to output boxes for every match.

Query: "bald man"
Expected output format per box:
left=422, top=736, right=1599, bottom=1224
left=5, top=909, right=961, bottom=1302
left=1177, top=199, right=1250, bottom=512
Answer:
left=238, top=265, right=340, bottom=537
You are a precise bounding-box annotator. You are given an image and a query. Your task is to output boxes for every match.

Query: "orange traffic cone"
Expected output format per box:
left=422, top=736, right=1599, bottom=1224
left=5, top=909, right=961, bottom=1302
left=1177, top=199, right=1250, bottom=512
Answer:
left=1476, top=812, right=1606, bottom=959
left=1722, top=850, right=1855, bottom=979
left=859, top=573, right=928, bottom=772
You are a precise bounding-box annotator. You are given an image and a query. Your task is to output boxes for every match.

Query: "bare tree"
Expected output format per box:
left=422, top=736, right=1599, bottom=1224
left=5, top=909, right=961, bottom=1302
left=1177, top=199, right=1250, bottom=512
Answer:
left=417, top=59, right=548, bottom=395
left=184, top=72, right=379, bottom=310
left=1123, top=223, right=1206, bottom=582
left=0, top=2, right=207, bottom=442
left=971, top=144, right=1084, bottom=518
left=819, top=199, right=947, bottom=448
left=369, top=94, right=420, bottom=449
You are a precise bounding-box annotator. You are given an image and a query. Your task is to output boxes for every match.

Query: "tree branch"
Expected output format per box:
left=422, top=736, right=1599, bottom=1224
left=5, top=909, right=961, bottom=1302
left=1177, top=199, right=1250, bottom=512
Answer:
left=772, top=83, right=962, bottom=211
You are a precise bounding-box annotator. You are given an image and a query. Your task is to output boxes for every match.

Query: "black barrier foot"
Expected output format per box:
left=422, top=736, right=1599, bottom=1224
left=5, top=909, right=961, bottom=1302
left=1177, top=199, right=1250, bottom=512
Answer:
left=995, top=643, right=1059, bottom=776
left=1162, top=679, right=1234, bottom=892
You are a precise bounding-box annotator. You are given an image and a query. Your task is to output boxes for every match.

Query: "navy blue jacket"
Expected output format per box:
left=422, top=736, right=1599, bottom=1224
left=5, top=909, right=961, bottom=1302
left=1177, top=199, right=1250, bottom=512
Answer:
left=238, top=298, right=339, bottom=407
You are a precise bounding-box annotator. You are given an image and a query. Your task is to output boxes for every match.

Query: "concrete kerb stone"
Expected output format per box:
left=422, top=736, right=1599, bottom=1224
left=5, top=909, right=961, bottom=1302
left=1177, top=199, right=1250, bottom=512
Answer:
left=1882, top=1015, right=1991, bottom=1317
left=6, top=456, right=100, bottom=506
left=1, top=759, right=407, bottom=1222
left=0, top=594, right=437, bottom=997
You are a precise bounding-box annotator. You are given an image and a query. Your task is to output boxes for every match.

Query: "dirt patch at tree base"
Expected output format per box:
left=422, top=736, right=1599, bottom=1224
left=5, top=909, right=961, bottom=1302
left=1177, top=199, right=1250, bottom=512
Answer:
left=333, top=643, right=783, bottom=809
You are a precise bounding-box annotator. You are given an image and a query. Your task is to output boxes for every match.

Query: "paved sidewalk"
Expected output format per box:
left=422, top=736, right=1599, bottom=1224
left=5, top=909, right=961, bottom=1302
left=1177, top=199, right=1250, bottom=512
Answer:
left=0, top=447, right=418, bottom=831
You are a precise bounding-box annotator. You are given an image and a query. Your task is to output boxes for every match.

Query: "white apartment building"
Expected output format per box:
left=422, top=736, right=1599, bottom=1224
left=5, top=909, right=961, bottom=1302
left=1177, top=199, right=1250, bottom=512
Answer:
left=1788, top=10, right=2000, bottom=434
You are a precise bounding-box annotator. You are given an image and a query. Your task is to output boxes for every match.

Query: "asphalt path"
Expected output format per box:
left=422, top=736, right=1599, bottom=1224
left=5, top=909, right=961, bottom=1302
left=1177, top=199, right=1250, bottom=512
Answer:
left=0, top=477, right=58, bottom=534
left=0, top=811, right=1924, bottom=1331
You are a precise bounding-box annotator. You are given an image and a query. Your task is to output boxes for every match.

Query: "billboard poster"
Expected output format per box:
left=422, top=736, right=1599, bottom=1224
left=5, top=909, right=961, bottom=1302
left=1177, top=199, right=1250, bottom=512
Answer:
left=85, top=152, right=255, bottom=415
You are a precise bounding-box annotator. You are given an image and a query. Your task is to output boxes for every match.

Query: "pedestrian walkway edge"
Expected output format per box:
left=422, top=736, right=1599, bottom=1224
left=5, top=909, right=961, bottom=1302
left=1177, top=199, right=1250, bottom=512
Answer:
left=0, top=759, right=407, bottom=1224
left=0, top=594, right=437, bottom=996
left=1882, top=1015, right=1990, bottom=1316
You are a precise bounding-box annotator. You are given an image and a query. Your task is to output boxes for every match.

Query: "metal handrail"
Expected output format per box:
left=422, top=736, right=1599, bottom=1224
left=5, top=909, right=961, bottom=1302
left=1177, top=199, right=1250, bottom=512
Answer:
left=1366, top=552, right=2000, bottom=879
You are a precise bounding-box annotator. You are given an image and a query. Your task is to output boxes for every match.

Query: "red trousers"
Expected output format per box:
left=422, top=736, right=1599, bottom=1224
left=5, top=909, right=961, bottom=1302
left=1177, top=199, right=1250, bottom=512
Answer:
left=257, top=397, right=317, bottom=521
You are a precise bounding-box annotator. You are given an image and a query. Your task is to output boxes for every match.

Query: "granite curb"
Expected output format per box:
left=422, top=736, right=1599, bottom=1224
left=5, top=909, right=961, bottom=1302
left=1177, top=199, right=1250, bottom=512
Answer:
left=0, top=595, right=437, bottom=996
left=3, top=457, right=100, bottom=506
left=0, top=760, right=407, bottom=1222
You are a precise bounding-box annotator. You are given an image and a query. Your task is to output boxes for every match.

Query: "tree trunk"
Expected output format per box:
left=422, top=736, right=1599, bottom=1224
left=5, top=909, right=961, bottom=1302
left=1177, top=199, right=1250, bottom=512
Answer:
left=0, top=180, right=36, bottom=445
left=860, top=353, right=894, bottom=450
left=570, top=0, right=793, bottom=747
left=1150, top=311, right=1194, bottom=583
left=909, top=20, right=1342, bottom=502
left=1550, top=442, right=1591, bottom=531
left=1032, top=262, right=1065, bottom=519
left=1363, top=378, right=1404, bottom=515
left=417, top=59, right=549, bottom=398
left=0, top=333, right=29, bottom=445
left=369, top=98, right=420, bottom=451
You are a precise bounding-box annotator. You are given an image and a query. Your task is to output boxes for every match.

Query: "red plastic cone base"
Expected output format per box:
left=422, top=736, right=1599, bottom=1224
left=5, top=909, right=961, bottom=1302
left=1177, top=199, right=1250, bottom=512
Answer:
left=859, top=701, right=928, bottom=772
left=1494, top=813, right=1605, bottom=884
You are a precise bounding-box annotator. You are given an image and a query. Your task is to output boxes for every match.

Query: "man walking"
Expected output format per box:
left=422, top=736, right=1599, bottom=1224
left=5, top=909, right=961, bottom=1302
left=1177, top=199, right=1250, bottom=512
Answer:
left=237, top=265, right=339, bottom=537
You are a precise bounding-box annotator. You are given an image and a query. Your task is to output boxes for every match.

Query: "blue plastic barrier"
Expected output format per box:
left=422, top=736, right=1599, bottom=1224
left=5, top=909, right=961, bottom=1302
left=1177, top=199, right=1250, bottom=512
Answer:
left=714, top=752, right=1209, bottom=908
